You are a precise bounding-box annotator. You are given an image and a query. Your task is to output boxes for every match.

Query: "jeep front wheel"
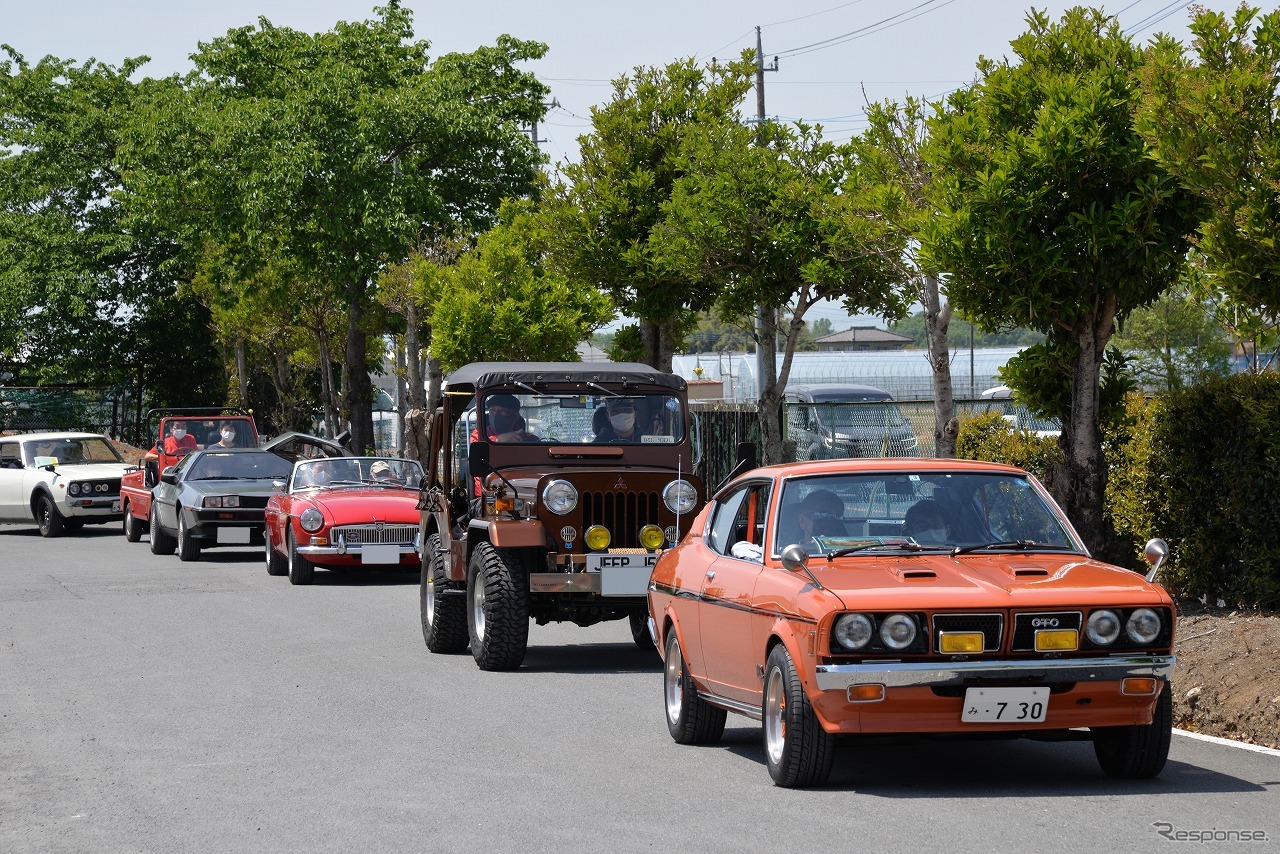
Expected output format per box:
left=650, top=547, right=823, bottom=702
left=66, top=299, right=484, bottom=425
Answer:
left=35, top=494, right=65, bottom=538
left=421, top=533, right=467, bottom=653
left=466, top=543, right=529, bottom=671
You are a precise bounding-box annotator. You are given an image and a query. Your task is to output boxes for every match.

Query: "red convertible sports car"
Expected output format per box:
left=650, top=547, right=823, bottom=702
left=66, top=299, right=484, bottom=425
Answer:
left=648, top=458, right=1176, bottom=787
left=264, top=456, right=425, bottom=585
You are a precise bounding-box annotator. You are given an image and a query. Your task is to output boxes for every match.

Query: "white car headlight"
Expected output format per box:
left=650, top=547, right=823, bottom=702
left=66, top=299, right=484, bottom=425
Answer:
left=542, top=480, right=578, bottom=515
left=662, top=479, right=697, bottom=514
left=68, top=483, right=81, bottom=495
left=1086, top=609, right=1122, bottom=645
left=300, top=508, right=324, bottom=533
left=833, top=613, right=873, bottom=651
left=879, top=613, right=918, bottom=650
left=1125, top=608, right=1162, bottom=645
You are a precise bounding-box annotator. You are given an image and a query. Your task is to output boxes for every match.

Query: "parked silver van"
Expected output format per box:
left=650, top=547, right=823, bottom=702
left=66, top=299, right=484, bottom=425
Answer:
left=784, top=384, right=918, bottom=459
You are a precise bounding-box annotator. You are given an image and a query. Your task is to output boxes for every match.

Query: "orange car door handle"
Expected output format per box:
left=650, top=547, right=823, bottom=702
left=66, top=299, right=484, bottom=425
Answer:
left=705, top=570, right=715, bottom=580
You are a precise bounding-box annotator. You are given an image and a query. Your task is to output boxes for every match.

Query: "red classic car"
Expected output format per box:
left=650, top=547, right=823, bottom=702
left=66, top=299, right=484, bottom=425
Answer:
left=264, top=456, right=425, bottom=585
left=648, top=458, right=1176, bottom=788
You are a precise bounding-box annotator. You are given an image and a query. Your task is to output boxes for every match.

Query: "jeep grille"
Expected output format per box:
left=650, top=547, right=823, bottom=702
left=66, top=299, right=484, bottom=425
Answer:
left=580, top=491, right=662, bottom=549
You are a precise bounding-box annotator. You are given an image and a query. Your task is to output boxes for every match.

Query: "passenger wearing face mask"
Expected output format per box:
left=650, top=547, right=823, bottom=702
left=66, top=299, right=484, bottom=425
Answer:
left=902, top=499, right=952, bottom=545
left=592, top=398, right=646, bottom=443
left=163, top=420, right=199, bottom=456
left=213, top=422, right=240, bottom=449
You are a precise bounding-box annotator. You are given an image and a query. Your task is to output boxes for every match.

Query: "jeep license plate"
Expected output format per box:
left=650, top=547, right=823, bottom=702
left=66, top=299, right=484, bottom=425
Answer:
left=586, top=553, right=658, bottom=596
left=216, top=527, right=251, bottom=545
left=961, top=687, right=1048, bottom=723
left=361, top=544, right=400, bottom=565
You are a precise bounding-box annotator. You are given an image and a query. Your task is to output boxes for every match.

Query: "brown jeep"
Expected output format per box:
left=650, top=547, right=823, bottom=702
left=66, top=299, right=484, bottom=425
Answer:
left=418, top=362, right=704, bottom=670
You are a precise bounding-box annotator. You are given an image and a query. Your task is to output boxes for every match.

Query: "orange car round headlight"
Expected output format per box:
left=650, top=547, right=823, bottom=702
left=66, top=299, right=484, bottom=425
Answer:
left=1086, top=609, right=1121, bottom=645
left=1125, top=608, right=1162, bottom=645
left=833, top=613, right=873, bottom=651
left=299, top=508, right=324, bottom=533
left=879, top=613, right=918, bottom=650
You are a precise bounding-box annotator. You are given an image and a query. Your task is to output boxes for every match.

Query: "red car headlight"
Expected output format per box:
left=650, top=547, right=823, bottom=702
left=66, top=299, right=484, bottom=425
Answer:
left=300, top=508, right=324, bottom=533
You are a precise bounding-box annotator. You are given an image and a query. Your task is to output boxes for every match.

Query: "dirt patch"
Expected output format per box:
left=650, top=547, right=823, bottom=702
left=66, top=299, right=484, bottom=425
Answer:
left=109, top=439, right=149, bottom=466
left=1171, top=605, right=1280, bottom=749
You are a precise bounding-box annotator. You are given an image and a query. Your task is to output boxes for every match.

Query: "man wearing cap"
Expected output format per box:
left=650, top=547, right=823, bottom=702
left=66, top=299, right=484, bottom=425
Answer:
left=369, top=460, right=401, bottom=484
left=471, top=393, right=538, bottom=443
left=592, top=398, right=647, bottom=443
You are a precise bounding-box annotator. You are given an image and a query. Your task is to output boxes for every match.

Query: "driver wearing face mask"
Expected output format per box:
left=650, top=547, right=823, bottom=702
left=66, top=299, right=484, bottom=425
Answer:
left=471, top=394, right=538, bottom=444
left=592, top=398, right=646, bottom=443
left=163, top=420, right=199, bottom=456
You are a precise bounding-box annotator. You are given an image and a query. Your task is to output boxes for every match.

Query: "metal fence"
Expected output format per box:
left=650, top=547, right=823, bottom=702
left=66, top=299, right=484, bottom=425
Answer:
left=693, top=398, right=1061, bottom=494
left=0, top=386, right=131, bottom=437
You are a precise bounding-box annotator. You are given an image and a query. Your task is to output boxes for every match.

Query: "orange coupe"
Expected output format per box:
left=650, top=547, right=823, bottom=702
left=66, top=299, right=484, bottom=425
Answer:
left=648, top=459, right=1175, bottom=787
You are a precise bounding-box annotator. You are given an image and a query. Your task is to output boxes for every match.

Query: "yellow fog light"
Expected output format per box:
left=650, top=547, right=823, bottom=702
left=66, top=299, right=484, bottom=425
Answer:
left=1035, top=629, right=1079, bottom=652
left=585, top=525, right=611, bottom=551
left=939, top=632, right=984, bottom=653
left=639, top=524, right=665, bottom=551
left=493, top=496, right=515, bottom=513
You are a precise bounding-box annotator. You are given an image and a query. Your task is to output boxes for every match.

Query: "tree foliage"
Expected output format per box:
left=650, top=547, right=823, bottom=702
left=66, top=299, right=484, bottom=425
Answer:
left=923, top=7, right=1199, bottom=555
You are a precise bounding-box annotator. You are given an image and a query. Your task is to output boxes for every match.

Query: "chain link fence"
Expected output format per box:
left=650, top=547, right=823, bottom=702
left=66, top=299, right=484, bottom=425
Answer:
left=0, top=386, right=133, bottom=437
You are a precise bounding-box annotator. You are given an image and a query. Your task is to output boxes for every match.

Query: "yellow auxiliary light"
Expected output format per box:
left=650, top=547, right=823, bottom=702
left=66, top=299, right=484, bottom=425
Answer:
left=1034, top=629, right=1079, bottom=652
left=639, top=524, right=665, bottom=551
left=939, top=632, right=985, bottom=654
left=493, top=496, right=516, bottom=513
left=585, top=525, right=611, bottom=551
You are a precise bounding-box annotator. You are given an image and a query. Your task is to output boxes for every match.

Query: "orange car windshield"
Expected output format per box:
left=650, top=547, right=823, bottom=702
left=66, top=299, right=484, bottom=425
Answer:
left=774, top=472, right=1079, bottom=556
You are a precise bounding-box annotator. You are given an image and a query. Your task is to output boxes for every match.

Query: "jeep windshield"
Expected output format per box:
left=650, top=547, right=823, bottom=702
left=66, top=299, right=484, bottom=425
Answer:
left=478, top=392, right=686, bottom=445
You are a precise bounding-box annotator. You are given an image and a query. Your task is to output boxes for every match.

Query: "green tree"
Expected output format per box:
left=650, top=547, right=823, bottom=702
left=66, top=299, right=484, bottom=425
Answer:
left=1138, top=5, right=1280, bottom=322
left=0, top=50, right=223, bottom=408
left=659, top=119, right=907, bottom=463
left=548, top=57, right=755, bottom=371
left=923, top=7, right=1199, bottom=554
left=1111, top=280, right=1232, bottom=392
left=425, top=201, right=614, bottom=371
left=170, top=3, right=549, bottom=452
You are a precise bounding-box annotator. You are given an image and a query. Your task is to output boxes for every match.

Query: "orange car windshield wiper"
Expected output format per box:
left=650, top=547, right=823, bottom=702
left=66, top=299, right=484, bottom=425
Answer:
left=950, top=540, right=1077, bottom=557
left=825, top=541, right=948, bottom=561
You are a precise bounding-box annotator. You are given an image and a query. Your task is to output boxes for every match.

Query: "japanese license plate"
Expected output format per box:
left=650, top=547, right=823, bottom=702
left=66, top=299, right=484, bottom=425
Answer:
left=361, top=544, right=400, bottom=565
left=216, top=527, right=251, bottom=545
left=111, top=500, right=121, bottom=512
left=962, top=687, right=1048, bottom=723
left=585, top=553, right=659, bottom=596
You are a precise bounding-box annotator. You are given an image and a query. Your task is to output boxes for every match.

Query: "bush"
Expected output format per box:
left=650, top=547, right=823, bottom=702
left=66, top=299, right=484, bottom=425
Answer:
left=1121, top=374, right=1280, bottom=608
left=955, top=411, right=1063, bottom=486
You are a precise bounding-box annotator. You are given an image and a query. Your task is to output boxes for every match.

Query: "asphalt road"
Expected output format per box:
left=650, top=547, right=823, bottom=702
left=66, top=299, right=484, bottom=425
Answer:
left=2, top=521, right=1277, bottom=853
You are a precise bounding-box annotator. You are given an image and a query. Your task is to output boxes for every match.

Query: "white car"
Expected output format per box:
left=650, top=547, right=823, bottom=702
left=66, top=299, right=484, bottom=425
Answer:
left=0, top=432, right=132, bottom=537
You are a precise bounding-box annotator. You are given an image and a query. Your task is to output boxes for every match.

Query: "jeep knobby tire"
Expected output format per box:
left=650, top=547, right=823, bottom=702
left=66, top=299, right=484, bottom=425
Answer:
left=421, top=533, right=468, bottom=653
left=466, top=542, right=529, bottom=671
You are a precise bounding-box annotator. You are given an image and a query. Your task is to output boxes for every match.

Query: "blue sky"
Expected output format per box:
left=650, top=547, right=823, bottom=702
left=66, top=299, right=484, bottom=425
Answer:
left=4, top=1, right=1234, bottom=329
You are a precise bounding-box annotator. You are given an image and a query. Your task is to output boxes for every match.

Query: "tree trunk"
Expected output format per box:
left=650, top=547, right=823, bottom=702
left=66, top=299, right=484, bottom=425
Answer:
left=234, top=339, right=249, bottom=407
left=406, top=302, right=425, bottom=409
left=395, top=339, right=407, bottom=455
left=403, top=407, right=431, bottom=469
left=922, top=275, right=956, bottom=458
left=344, top=278, right=374, bottom=454
left=316, top=331, right=337, bottom=438
left=1050, top=295, right=1117, bottom=555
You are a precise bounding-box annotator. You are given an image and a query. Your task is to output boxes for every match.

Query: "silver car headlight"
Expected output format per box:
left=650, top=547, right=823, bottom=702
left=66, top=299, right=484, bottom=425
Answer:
left=832, top=613, right=873, bottom=651
left=300, top=508, right=324, bottom=533
left=1086, top=609, right=1122, bottom=645
left=662, top=479, right=697, bottom=514
left=1125, top=608, right=1162, bottom=645
left=542, top=480, right=578, bottom=515
left=879, top=613, right=918, bottom=650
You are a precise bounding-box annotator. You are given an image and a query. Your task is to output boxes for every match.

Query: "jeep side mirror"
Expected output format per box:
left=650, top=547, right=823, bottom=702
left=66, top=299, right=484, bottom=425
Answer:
left=469, top=440, right=491, bottom=482
left=736, top=441, right=757, bottom=468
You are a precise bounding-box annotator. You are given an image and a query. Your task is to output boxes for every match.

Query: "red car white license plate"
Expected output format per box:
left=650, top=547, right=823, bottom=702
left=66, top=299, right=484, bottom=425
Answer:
left=961, top=687, right=1048, bottom=723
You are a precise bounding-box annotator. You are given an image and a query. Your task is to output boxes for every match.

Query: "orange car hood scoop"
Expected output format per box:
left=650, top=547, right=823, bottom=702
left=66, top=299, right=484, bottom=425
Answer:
left=892, top=566, right=938, bottom=580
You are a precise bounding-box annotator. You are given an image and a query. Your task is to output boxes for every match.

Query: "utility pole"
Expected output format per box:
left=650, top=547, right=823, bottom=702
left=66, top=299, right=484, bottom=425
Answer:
left=529, top=98, right=560, bottom=146
left=753, top=26, right=779, bottom=399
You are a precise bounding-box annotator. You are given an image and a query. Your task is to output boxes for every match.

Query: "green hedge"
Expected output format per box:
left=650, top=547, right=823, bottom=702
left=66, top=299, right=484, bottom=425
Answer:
left=1113, top=374, right=1280, bottom=608
left=954, top=377, right=1280, bottom=607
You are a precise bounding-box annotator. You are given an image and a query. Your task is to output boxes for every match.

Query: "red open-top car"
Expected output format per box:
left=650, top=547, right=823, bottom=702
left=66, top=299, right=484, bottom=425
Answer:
left=264, top=456, right=425, bottom=585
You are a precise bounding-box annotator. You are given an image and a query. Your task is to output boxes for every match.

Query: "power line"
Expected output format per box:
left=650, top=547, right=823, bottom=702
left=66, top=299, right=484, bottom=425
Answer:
left=776, top=0, right=961, bottom=58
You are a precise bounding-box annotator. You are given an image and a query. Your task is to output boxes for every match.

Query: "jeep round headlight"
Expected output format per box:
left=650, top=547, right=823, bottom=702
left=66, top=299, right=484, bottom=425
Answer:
left=639, top=524, right=665, bottom=551
left=584, top=525, right=611, bottom=551
left=833, top=613, right=873, bottom=651
left=542, top=480, right=578, bottom=515
left=300, top=508, right=324, bottom=533
left=663, top=479, right=697, bottom=514
left=1086, top=609, right=1122, bottom=645
left=1125, top=608, right=1162, bottom=645
left=879, top=613, right=918, bottom=650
